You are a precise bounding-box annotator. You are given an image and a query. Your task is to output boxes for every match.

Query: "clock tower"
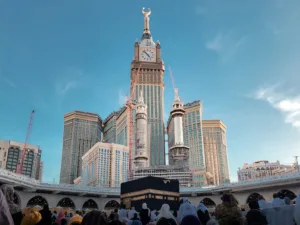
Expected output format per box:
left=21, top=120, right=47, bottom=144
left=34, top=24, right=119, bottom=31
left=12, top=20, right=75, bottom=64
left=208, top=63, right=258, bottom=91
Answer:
left=131, top=8, right=165, bottom=166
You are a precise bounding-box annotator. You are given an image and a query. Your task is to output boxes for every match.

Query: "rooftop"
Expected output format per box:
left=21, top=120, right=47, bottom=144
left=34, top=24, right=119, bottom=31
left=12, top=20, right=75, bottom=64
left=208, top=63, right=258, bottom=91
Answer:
left=183, top=100, right=201, bottom=108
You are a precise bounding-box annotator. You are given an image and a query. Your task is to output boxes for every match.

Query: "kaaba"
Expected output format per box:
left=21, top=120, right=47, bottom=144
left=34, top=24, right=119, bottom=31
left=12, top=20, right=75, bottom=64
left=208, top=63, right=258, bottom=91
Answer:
left=120, top=176, right=180, bottom=211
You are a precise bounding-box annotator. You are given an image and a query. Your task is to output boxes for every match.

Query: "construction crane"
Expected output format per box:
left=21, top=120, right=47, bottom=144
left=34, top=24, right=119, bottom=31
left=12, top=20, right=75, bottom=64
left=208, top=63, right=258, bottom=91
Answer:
left=125, top=64, right=142, bottom=178
left=17, top=110, right=35, bottom=174
left=168, top=65, right=176, bottom=93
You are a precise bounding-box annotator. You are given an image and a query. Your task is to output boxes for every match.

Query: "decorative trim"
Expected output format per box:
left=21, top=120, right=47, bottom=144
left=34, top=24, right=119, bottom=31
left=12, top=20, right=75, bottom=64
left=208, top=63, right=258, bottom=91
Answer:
left=121, top=188, right=180, bottom=198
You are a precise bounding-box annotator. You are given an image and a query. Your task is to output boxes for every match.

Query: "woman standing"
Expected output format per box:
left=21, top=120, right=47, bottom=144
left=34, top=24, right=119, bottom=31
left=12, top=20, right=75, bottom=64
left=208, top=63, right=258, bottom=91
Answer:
left=139, top=203, right=151, bottom=225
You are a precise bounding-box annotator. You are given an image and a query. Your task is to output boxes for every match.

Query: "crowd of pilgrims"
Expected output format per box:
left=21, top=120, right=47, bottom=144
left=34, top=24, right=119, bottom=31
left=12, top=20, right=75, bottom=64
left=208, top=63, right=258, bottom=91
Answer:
left=1, top=184, right=300, bottom=225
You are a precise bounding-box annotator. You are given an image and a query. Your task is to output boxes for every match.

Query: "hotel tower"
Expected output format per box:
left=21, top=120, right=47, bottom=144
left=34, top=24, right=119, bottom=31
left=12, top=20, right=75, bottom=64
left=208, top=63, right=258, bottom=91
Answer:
left=130, top=8, right=165, bottom=166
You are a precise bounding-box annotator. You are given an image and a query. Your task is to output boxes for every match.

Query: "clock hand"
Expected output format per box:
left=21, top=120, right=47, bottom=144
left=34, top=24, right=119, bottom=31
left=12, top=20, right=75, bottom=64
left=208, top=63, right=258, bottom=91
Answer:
left=143, top=51, right=150, bottom=59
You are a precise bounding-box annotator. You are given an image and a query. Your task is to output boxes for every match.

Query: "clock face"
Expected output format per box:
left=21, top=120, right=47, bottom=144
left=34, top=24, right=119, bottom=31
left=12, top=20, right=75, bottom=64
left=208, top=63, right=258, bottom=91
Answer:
left=139, top=48, right=156, bottom=62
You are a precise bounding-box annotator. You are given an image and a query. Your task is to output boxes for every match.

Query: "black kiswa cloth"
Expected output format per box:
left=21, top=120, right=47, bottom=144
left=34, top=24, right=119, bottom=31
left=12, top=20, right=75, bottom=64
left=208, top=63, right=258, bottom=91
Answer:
left=120, top=176, right=180, bottom=211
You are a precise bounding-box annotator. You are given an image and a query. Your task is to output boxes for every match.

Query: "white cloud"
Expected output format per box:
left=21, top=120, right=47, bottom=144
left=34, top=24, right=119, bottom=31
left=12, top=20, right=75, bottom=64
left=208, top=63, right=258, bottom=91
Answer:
left=0, top=67, right=16, bottom=88
left=254, top=85, right=300, bottom=130
left=205, top=31, right=246, bottom=63
left=54, top=67, right=84, bottom=96
left=195, top=6, right=207, bottom=16
left=118, top=89, right=127, bottom=106
left=55, top=80, right=79, bottom=96
left=2, top=77, right=16, bottom=88
left=265, top=23, right=281, bottom=36
left=206, top=33, right=223, bottom=52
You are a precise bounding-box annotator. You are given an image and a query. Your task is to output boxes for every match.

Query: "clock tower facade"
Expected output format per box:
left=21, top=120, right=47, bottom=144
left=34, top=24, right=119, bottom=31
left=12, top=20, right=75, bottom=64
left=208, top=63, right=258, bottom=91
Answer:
left=131, top=8, right=165, bottom=166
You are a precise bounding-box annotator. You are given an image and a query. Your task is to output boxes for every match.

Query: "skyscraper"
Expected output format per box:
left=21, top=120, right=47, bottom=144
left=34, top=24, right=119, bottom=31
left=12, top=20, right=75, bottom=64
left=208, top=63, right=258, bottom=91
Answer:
left=202, top=120, right=230, bottom=184
left=183, top=100, right=206, bottom=186
left=103, top=112, right=117, bottom=144
left=131, top=8, right=165, bottom=166
left=60, top=111, right=102, bottom=184
left=183, top=101, right=205, bottom=169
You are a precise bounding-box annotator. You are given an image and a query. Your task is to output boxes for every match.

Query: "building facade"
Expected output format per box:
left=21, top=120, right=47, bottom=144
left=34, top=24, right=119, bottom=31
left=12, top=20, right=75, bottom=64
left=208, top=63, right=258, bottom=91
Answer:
left=202, top=120, right=230, bottom=185
left=182, top=101, right=206, bottom=186
left=0, top=140, right=42, bottom=181
left=81, top=142, right=129, bottom=188
left=133, top=165, right=192, bottom=187
left=116, top=107, right=128, bottom=147
left=238, top=160, right=297, bottom=181
left=103, top=112, right=118, bottom=144
left=131, top=8, right=165, bottom=166
left=60, top=111, right=103, bottom=184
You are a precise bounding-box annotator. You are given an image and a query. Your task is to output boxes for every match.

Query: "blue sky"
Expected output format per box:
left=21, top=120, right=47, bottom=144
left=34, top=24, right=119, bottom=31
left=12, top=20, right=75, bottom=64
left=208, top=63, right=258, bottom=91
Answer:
left=1, top=0, right=300, bottom=183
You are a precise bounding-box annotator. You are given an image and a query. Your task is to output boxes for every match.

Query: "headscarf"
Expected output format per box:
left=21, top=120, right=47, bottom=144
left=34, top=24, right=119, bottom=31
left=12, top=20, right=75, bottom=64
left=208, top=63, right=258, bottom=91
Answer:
left=119, top=208, right=128, bottom=223
left=128, top=207, right=137, bottom=220
left=56, top=212, right=66, bottom=225
left=81, top=210, right=107, bottom=225
left=151, top=210, right=157, bottom=221
left=178, top=202, right=197, bottom=223
left=294, top=194, right=300, bottom=225
left=0, top=189, right=14, bottom=225
left=142, top=203, right=150, bottom=216
left=258, top=199, right=269, bottom=209
left=215, top=193, right=242, bottom=225
left=156, top=204, right=177, bottom=222
left=284, top=197, right=291, bottom=205
left=221, top=193, right=237, bottom=207
left=156, top=217, right=177, bottom=225
left=272, top=197, right=284, bottom=207
left=182, top=197, right=189, bottom=203
left=178, top=198, right=190, bottom=223
left=197, top=203, right=208, bottom=212
left=180, top=215, right=201, bottom=225
left=68, top=214, right=83, bottom=225
left=0, top=184, right=21, bottom=214
left=21, top=211, right=42, bottom=225
left=296, top=194, right=300, bottom=204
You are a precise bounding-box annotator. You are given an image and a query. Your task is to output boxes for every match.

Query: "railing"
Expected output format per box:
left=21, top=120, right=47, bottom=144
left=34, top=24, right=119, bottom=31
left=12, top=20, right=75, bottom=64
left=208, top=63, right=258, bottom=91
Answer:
left=39, top=183, right=120, bottom=193
left=0, top=168, right=299, bottom=195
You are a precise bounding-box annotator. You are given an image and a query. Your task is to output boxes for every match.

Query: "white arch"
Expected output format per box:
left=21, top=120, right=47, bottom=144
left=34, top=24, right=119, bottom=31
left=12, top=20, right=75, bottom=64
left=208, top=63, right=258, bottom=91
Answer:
left=57, top=197, right=76, bottom=209
left=82, top=199, right=99, bottom=209
left=26, top=195, right=49, bottom=207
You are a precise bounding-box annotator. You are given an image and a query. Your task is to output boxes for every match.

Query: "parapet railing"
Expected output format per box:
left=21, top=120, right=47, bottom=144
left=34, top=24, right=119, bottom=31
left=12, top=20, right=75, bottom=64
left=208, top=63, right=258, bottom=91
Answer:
left=1, top=168, right=299, bottom=195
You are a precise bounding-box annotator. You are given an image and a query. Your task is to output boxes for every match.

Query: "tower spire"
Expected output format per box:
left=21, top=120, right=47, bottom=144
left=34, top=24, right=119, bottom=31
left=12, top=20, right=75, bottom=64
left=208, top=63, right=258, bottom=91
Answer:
left=174, top=88, right=181, bottom=102
left=138, top=89, right=144, bottom=103
left=168, top=87, right=190, bottom=168
left=141, top=7, right=152, bottom=40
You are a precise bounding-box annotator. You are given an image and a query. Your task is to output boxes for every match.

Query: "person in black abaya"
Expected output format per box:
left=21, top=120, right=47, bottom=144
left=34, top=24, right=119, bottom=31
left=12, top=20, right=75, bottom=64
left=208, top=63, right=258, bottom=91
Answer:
left=139, top=203, right=150, bottom=225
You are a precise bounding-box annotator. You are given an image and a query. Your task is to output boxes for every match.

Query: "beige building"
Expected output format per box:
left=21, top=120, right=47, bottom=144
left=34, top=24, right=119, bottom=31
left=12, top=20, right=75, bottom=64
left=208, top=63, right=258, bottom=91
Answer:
left=202, top=120, right=230, bottom=185
left=183, top=100, right=206, bottom=186
left=0, top=140, right=43, bottom=181
left=81, top=142, right=129, bottom=188
left=238, top=160, right=297, bottom=181
left=60, top=111, right=103, bottom=184
left=103, top=107, right=137, bottom=172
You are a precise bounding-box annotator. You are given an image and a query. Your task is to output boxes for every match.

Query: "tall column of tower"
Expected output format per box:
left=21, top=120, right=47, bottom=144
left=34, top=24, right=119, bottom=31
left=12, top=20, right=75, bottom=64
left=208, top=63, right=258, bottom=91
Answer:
left=169, top=88, right=190, bottom=168
left=134, top=90, right=148, bottom=168
left=131, top=8, right=165, bottom=166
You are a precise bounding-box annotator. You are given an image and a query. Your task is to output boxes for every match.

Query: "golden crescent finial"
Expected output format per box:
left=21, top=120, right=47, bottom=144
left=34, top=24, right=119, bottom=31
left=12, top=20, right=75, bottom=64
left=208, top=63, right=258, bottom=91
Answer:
left=142, top=7, right=151, bottom=17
